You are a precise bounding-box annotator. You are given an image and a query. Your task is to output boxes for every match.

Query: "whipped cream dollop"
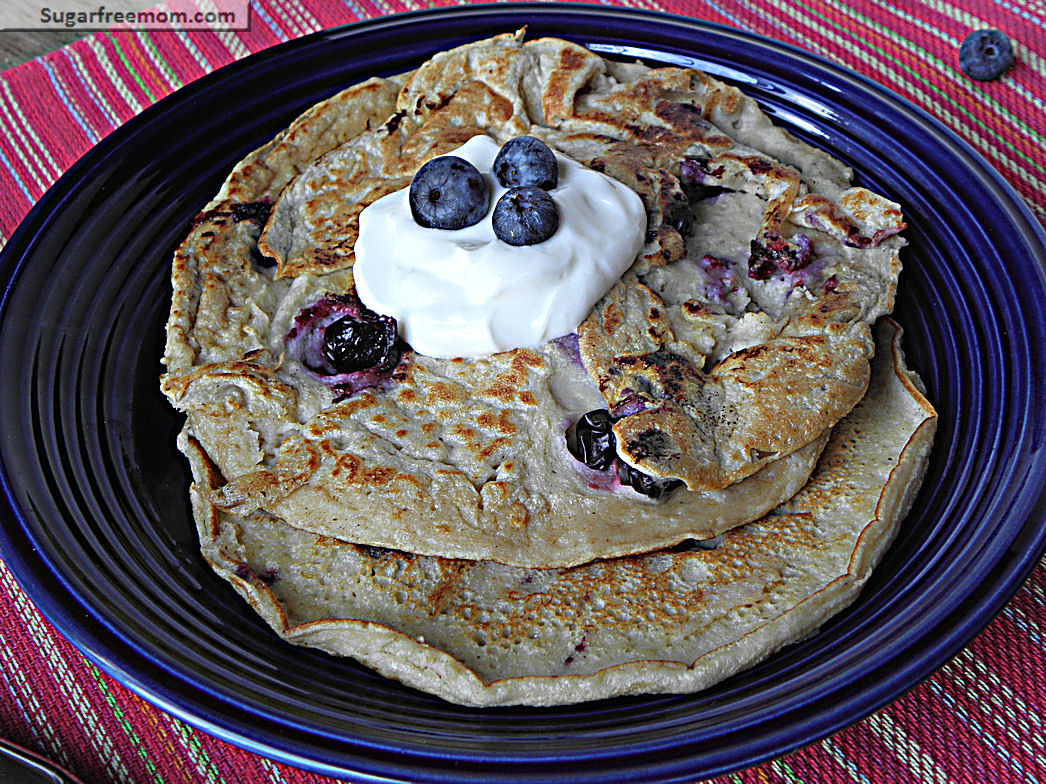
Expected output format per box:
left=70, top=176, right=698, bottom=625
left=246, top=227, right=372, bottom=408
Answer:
left=353, top=135, right=646, bottom=358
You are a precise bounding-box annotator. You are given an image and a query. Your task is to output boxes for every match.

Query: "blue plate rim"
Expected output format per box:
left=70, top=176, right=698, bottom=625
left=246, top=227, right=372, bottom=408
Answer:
left=0, top=4, right=1044, bottom=782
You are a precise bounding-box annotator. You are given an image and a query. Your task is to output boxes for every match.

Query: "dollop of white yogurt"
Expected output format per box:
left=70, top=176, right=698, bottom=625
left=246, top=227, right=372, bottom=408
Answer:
left=353, top=135, right=646, bottom=358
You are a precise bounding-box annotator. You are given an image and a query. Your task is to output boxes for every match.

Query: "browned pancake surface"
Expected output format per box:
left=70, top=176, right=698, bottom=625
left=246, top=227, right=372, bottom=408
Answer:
left=162, top=32, right=906, bottom=567
left=183, top=320, right=935, bottom=706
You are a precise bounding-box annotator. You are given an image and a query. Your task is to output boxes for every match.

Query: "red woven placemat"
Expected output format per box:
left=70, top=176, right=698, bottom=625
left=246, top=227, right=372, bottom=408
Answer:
left=1, top=2, right=1043, bottom=782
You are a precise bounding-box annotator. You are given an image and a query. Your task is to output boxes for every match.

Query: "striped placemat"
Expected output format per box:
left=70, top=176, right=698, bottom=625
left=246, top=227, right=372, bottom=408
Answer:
left=0, top=2, right=1043, bottom=783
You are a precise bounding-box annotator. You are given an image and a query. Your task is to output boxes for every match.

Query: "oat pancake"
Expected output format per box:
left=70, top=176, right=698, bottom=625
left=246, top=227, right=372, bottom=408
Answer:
left=161, top=32, right=906, bottom=567
left=183, top=319, right=935, bottom=707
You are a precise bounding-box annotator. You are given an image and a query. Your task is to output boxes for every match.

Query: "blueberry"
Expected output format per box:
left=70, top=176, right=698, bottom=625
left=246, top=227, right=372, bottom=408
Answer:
left=569, top=409, right=682, bottom=498
left=322, top=312, right=399, bottom=373
left=409, top=156, right=489, bottom=229
left=492, top=186, right=559, bottom=246
left=493, top=136, right=559, bottom=190
left=748, top=232, right=813, bottom=280
left=959, top=29, right=1013, bottom=81
left=569, top=410, right=617, bottom=470
left=230, top=200, right=272, bottom=225
left=617, top=461, right=683, bottom=499
left=662, top=192, right=693, bottom=237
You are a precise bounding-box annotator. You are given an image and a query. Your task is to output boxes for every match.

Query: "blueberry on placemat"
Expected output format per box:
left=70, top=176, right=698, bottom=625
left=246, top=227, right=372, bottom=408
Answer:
left=959, top=29, right=1013, bottom=81
left=409, top=156, right=489, bottom=229
left=492, top=186, right=559, bottom=245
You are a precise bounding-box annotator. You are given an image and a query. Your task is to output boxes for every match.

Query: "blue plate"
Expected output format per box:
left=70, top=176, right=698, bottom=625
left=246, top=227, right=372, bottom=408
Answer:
left=1, top=5, right=1044, bottom=782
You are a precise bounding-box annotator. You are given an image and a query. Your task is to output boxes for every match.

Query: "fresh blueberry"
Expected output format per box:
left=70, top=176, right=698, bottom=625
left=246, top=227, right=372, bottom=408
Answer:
left=617, top=461, right=683, bottom=499
left=492, top=186, right=559, bottom=246
left=959, top=29, right=1013, bottom=81
left=493, top=136, right=559, bottom=190
left=322, top=312, right=399, bottom=373
left=409, top=156, right=489, bottom=229
left=569, top=410, right=617, bottom=470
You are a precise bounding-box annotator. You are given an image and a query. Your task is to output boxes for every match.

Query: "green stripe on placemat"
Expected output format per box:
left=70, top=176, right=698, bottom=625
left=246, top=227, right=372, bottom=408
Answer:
left=86, top=663, right=165, bottom=784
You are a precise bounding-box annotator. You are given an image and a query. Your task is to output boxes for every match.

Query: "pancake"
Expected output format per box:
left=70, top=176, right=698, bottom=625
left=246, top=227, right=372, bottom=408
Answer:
left=182, top=319, right=935, bottom=706
left=160, top=32, right=907, bottom=567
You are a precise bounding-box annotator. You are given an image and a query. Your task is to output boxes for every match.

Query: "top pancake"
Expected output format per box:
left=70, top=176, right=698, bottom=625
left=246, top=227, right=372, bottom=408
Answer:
left=161, top=32, right=905, bottom=567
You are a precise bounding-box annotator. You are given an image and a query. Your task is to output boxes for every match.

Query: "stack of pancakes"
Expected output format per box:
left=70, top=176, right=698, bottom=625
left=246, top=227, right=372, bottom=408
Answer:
left=161, top=32, right=935, bottom=706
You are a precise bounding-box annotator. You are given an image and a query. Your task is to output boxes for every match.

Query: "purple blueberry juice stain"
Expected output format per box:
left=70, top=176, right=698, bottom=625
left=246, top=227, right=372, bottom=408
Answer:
left=680, top=156, right=725, bottom=184
left=611, top=394, right=648, bottom=418
left=565, top=636, right=589, bottom=665
left=552, top=333, right=584, bottom=367
left=697, top=254, right=737, bottom=303
left=869, top=224, right=905, bottom=246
